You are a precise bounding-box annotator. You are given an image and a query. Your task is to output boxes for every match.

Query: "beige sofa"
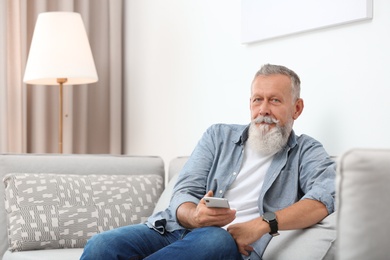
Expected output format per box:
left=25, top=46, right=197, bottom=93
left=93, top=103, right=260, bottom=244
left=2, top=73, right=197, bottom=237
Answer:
left=1, top=149, right=390, bottom=259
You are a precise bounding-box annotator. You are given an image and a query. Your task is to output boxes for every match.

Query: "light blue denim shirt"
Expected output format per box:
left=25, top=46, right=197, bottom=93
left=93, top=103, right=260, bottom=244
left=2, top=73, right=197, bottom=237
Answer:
left=147, top=123, right=336, bottom=258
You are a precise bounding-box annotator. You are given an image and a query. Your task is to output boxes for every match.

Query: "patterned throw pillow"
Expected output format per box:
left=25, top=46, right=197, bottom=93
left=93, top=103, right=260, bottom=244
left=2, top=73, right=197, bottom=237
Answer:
left=3, top=173, right=163, bottom=252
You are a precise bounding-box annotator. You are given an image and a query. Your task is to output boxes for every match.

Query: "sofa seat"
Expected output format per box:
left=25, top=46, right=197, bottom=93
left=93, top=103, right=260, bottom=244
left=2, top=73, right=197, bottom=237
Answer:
left=3, top=248, right=83, bottom=260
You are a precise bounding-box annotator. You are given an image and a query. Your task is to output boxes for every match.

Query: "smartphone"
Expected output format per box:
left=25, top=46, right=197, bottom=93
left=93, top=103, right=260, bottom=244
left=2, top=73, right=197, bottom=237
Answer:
left=204, top=197, right=230, bottom=208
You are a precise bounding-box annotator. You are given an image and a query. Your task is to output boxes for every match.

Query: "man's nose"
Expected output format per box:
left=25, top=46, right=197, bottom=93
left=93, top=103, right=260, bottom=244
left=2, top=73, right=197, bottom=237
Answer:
left=259, top=101, right=271, bottom=116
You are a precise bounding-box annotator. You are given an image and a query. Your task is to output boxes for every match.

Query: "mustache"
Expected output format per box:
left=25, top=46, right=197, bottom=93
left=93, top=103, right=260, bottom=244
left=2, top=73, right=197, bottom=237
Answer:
left=253, top=116, right=279, bottom=124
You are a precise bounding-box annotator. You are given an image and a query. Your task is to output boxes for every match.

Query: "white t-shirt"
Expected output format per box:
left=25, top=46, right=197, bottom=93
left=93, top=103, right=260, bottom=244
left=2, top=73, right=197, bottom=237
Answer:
left=223, top=144, right=274, bottom=229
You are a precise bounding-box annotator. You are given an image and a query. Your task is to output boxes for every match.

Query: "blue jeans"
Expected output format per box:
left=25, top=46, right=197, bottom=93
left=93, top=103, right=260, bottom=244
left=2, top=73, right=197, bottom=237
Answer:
left=80, top=224, right=243, bottom=260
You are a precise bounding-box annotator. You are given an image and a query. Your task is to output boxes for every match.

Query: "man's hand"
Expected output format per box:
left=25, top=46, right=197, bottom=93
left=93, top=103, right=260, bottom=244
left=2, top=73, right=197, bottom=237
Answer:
left=227, top=218, right=268, bottom=256
left=176, top=191, right=236, bottom=229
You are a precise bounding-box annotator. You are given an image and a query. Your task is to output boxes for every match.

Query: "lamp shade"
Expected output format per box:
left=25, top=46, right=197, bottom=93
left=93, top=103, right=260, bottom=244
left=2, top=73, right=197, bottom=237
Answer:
left=23, top=12, right=98, bottom=85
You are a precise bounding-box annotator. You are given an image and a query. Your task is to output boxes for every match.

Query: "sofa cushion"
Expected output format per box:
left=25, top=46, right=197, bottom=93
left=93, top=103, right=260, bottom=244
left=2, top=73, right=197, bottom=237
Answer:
left=3, top=173, right=163, bottom=252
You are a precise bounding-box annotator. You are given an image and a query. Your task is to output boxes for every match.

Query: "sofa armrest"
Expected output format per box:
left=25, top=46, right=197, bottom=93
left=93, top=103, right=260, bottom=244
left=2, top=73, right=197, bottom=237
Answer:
left=336, top=148, right=390, bottom=259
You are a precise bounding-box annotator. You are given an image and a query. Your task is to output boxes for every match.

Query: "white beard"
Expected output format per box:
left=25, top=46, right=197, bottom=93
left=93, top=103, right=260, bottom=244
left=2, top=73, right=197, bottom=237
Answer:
left=247, top=116, right=293, bottom=155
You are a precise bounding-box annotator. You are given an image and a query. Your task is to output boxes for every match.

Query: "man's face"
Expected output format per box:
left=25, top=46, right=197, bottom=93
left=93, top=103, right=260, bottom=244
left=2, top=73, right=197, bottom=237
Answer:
left=250, top=74, right=303, bottom=131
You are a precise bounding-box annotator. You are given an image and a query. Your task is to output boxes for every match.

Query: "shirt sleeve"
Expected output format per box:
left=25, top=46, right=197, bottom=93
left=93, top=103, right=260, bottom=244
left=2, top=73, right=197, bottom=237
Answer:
left=298, top=135, right=336, bottom=214
left=169, top=125, right=217, bottom=220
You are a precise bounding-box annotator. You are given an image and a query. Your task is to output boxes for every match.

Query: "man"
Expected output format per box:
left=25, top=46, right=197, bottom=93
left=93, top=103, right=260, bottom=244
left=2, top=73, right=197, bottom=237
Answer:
left=81, top=64, right=336, bottom=260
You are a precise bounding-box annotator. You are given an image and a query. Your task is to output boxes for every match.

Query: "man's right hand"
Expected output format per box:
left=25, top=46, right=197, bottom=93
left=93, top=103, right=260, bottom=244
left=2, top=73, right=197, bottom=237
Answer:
left=176, top=190, right=236, bottom=229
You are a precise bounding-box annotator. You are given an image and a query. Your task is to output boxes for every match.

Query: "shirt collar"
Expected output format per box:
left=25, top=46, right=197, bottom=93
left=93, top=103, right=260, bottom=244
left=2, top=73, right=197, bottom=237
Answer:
left=235, top=124, right=250, bottom=145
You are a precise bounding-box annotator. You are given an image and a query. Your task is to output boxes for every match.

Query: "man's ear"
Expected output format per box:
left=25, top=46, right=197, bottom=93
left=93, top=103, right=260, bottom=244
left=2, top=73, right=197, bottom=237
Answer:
left=293, top=98, right=304, bottom=120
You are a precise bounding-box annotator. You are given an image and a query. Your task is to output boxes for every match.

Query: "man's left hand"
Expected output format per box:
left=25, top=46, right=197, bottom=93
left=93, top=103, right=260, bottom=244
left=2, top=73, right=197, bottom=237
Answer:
left=227, top=218, right=268, bottom=256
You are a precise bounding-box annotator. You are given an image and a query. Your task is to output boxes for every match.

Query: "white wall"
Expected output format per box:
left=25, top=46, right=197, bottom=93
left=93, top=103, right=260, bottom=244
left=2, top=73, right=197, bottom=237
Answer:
left=124, top=0, right=390, bottom=167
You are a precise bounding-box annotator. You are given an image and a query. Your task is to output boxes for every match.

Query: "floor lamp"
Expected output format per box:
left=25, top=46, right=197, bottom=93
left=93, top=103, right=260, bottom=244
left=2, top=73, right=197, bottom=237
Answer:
left=23, top=12, right=98, bottom=153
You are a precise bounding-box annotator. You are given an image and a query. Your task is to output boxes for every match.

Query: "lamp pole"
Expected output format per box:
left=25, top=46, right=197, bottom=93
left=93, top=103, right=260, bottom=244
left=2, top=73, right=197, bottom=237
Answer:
left=57, top=78, right=67, bottom=153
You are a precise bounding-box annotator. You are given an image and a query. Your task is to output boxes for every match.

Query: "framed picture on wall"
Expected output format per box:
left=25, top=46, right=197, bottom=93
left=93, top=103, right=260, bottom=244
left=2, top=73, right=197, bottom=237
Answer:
left=241, top=0, right=373, bottom=44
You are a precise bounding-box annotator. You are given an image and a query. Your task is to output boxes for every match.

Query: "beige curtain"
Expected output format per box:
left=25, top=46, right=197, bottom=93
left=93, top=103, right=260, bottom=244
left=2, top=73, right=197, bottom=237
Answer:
left=0, top=0, right=123, bottom=154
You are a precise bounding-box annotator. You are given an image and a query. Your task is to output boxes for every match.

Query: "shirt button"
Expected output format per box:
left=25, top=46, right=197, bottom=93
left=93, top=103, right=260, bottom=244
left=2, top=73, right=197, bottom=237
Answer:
left=219, top=190, right=223, bottom=194
left=233, top=172, right=237, bottom=176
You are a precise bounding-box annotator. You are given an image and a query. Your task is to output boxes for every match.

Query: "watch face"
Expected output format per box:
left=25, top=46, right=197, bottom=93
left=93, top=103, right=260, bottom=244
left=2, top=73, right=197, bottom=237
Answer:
left=263, top=212, right=276, bottom=221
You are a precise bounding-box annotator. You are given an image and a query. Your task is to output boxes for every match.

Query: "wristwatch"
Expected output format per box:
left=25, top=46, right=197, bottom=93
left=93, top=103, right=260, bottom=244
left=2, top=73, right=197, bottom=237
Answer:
left=262, top=212, right=279, bottom=236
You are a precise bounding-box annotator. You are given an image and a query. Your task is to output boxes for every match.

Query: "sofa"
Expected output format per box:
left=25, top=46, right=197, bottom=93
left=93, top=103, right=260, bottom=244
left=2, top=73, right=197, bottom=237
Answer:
left=1, top=149, right=389, bottom=259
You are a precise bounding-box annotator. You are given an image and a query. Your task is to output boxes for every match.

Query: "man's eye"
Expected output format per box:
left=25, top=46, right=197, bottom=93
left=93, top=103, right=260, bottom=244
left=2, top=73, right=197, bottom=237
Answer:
left=271, top=98, right=281, bottom=103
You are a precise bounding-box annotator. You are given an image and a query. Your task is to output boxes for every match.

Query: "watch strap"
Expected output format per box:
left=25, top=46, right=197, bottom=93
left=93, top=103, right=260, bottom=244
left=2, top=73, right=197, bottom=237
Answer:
left=267, top=219, right=279, bottom=236
left=262, top=212, right=279, bottom=237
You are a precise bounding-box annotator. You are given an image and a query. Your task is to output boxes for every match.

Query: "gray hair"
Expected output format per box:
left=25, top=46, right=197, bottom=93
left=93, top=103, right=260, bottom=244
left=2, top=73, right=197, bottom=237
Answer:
left=253, top=64, right=301, bottom=101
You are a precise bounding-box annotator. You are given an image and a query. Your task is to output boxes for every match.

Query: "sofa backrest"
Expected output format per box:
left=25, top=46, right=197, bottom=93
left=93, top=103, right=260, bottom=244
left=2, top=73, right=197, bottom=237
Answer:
left=0, top=154, right=164, bottom=258
left=167, top=156, right=189, bottom=181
